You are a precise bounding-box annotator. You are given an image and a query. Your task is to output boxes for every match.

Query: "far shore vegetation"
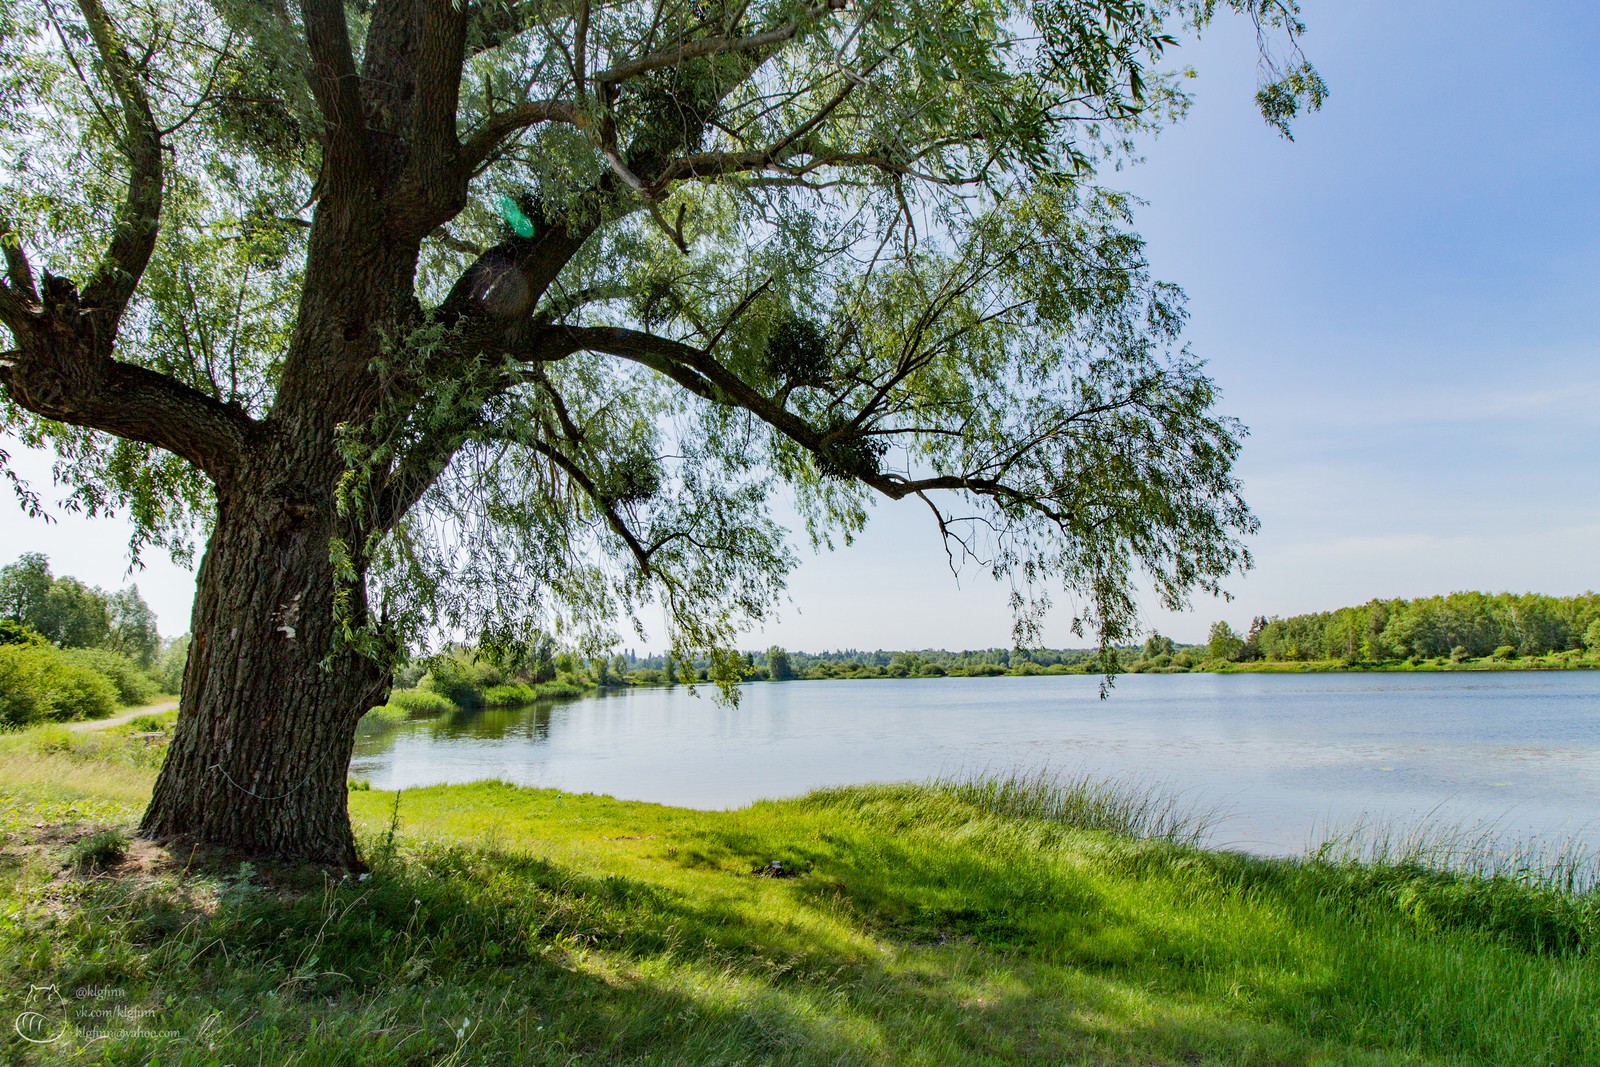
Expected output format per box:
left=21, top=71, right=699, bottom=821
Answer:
left=370, top=592, right=1600, bottom=727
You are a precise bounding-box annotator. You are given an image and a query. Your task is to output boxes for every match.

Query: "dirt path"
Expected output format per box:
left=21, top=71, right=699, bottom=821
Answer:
left=66, top=699, right=180, bottom=732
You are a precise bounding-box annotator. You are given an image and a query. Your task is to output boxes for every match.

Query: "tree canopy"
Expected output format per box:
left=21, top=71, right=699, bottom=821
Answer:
left=0, top=552, right=161, bottom=664
left=0, top=0, right=1322, bottom=677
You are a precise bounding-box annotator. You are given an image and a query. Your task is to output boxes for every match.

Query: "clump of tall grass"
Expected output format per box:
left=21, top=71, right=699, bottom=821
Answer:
left=532, top=679, right=586, bottom=699
left=480, top=682, right=539, bottom=707
left=68, top=829, right=129, bottom=871
left=1311, top=815, right=1600, bottom=896
left=931, top=768, right=1217, bottom=846
left=123, top=711, right=176, bottom=732
left=1307, top=815, right=1600, bottom=954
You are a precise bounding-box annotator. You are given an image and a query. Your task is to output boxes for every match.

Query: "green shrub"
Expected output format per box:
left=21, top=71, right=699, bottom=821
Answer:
left=1492, top=645, right=1519, bottom=662
left=61, top=647, right=159, bottom=705
left=421, top=653, right=505, bottom=707
left=358, top=703, right=412, bottom=735
left=481, top=682, right=538, bottom=707
left=0, top=619, right=45, bottom=646
left=957, top=663, right=1007, bottom=677
left=0, top=645, right=50, bottom=724
left=0, top=643, right=119, bottom=724
left=534, top=680, right=586, bottom=699
left=387, top=687, right=456, bottom=714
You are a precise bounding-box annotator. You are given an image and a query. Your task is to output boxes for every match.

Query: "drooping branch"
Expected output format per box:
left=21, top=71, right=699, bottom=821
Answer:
left=524, top=434, right=655, bottom=570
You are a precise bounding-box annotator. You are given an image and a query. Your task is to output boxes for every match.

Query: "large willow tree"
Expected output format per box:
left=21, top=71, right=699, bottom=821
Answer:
left=0, top=0, right=1321, bottom=864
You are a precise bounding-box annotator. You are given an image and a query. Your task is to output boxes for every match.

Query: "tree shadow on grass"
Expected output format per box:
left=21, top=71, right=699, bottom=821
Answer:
left=7, top=805, right=1594, bottom=1066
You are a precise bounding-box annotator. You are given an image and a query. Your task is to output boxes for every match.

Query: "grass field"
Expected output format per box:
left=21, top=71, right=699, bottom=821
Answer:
left=1, top=716, right=1595, bottom=1065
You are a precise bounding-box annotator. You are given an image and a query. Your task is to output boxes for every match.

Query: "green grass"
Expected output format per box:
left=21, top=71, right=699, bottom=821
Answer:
left=0, top=726, right=1595, bottom=1065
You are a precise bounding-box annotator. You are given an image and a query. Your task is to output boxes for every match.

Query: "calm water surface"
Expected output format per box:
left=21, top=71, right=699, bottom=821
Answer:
left=351, top=672, right=1600, bottom=856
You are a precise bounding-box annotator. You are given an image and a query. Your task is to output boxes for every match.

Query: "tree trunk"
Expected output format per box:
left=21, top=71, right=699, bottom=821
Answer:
left=136, top=186, right=419, bottom=867
left=140, top=463, right=390, bottom=867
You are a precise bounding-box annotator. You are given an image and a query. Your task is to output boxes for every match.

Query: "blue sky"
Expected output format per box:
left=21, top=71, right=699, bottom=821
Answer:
left=3, top=0, right=1597, bottom=648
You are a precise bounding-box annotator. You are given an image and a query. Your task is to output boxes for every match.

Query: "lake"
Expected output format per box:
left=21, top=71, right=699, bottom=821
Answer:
left=350, top=672, right=1600, bottom=858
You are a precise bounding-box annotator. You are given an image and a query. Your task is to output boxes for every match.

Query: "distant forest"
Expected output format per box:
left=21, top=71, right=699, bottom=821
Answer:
left=612, top=592, right=1600, bottom=681
left=1204, top=592, right=1600, bottom=668
left=611, top=645, right=1103, bottom=682
left=390, top=591, right=1600, bottom=695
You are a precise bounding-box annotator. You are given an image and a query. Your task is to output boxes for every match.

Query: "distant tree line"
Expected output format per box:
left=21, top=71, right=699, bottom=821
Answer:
left=371, top=590, right=1600, bottom=726
left=0, top=553, right=186, bottom=723
left=1190, top=592, right=1600, bottom=669
left=614, top=646, right=1105, bottom=681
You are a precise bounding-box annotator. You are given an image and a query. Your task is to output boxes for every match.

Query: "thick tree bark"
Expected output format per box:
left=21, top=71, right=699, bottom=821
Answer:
left=140, top=458, right=390, bottom=867
left=131, top=129, right=426, bottom=863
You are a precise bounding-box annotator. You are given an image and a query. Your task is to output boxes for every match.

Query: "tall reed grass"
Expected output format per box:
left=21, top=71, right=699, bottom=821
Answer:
left=929, top=768, right=1218, bottom=846
left=1311, top=813, right=1600, bottom=896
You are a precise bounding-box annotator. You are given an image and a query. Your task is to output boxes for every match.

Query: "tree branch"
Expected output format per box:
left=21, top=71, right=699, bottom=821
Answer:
left=534, top=325, right=721, bottom=403
left=525, top=435, right=654, bottom=570
left=459, top=99, right=582, bottom=173
left=541, top=324, right=1071, bottom=525
left=467, top=0, right=541, bottom=57
left=0, top=344, right=258, bottom=486
left=299, top=0, right=369, bottom=182
left=594, top=2, right=847, bottom=85
left=0, top=285, right=25, bottom=330
left=0, top=217, right=40, bottom=309
left=74, top=0, right=163, bottom=323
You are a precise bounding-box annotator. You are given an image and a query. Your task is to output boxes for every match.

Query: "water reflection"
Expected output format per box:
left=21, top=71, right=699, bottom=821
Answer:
left=416, top=701, right=558, bottom=743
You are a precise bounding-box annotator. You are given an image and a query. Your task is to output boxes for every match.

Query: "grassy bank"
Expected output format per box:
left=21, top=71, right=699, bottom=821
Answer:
left=1, top=720, right=1596, bottom=1065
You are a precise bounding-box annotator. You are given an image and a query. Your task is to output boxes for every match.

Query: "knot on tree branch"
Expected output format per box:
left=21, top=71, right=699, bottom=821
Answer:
left=40, top=273, right=82, bottom=317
